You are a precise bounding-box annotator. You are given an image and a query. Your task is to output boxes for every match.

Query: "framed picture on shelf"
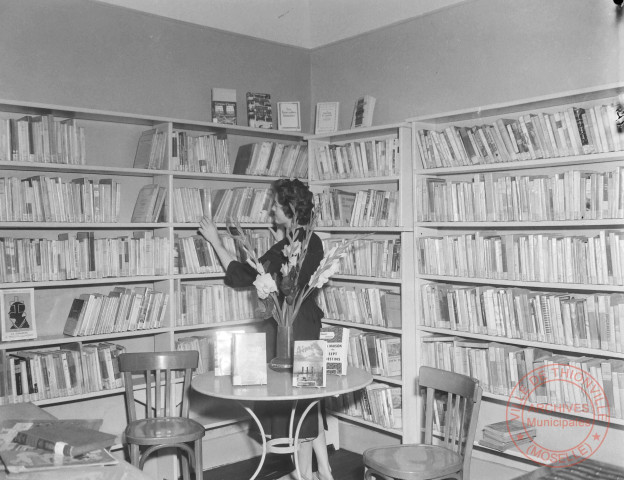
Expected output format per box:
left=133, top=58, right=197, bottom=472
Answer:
left=277, top=101, right=301, bottom=131
left=0, top=288, right=37, bottom=341
left=315, top=102, right=339, bottom=134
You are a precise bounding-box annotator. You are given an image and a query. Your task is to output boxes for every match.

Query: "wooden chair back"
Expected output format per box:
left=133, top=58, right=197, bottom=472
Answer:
left=419, top=366, right=482, bottom=474
left=118, top=351, right=198, bottom=422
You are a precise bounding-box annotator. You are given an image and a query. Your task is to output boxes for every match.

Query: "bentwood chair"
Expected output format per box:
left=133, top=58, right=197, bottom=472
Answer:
left=118, top=351, right=205, bottom=480
left=363, top=366, right=482, bottom=480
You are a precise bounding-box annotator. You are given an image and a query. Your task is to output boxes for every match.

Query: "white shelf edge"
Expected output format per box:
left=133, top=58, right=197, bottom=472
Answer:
left=328, top=411, right=403, bottom=437
left=322, top=317, right=401, bottom=334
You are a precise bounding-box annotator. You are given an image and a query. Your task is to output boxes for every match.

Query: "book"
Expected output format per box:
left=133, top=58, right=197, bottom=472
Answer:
left=246, top=92, right=273, bottom=129
left=231, top=332, right=267, bottom=385
left=320, top=325, right=350, bottom=375
left=351, top=95, right=376, bottom=128
left=211, top=88, right=237, bottom=125
left=292, top=340, right=327, bottom=387
left=131, top=184, right=166, bottom=222
left=214, top=330, right=244, bottom=376
left=12, top=423, right=116, bottom=457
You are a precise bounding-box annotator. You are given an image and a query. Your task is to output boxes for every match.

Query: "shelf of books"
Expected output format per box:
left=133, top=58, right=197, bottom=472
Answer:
left=305, top=123, right=418, bottom=446
left=408, top=83, right=624, bottom=470
left=0, top=98, right=309, bottom=469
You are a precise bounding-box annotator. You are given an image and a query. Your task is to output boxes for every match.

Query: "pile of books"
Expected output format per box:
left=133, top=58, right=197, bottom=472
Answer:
left=478, top=419, right=536, bottom=452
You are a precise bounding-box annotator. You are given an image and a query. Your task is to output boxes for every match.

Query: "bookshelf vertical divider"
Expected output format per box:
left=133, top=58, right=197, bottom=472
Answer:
left=305, top=123, right=418, bottom=445
left=408, top=83, right=624, bottom=470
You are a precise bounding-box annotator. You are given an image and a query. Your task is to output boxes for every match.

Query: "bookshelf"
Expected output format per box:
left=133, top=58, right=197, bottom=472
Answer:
left=409, top=84, right=624, bottom=470
left=0, top=98, right=307, bottom=475
left=305, top=123, right=418, bottom=444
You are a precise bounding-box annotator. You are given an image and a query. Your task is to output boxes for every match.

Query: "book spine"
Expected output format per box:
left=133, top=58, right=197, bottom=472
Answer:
left=13, top=430, right=72, bottom=456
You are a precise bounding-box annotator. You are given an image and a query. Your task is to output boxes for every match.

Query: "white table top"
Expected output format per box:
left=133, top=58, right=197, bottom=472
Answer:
left=191, top=366, right=373, bottom=402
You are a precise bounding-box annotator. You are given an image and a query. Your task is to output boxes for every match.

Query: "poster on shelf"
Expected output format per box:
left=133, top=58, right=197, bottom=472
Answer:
left=0, top=288, right=37, bottom=341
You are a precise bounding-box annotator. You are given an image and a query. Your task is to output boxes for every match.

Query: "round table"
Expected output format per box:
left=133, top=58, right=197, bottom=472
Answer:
left=192, top=366, right=373, bottom=480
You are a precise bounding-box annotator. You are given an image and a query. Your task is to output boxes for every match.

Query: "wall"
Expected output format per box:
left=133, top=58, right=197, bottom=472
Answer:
left=310, top=0, right=623, bottom=127
left=0, top=0, right=312, bottom=130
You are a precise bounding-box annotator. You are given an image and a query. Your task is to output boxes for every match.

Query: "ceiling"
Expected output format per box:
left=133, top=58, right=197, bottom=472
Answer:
left=95, top=0, right=469, bottom=49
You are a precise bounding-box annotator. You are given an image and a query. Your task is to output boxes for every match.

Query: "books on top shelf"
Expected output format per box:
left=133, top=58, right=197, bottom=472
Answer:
left=420, top=283, right=624, bottom=353
left=314, top=188, right=399, bottom=227
left=320, top=325, right=349, bottom=375
left=415, top=230, right=624, bottom=286
left=63, top=286, right=169, bottom=336
left=415, top=99, right=624, bottom=169
left=311, top=138, right=400, bottom=180
left=233, top=141, right=308, bottom=177
left=232, top=332, right=267, bottom=385
left=246, top=92, right=273, bottom=129
left=0, top=115, right=86, bottom=165
left=133, top=128, right=167, bottom=169
left=211, top=88, right=237, bottom=125
left=13, top=423, right=116, bottom=457
left=351, top=95, right=376, bottom=129
left=171, top=130, right=230, bottom=173
left=293, top=340, right=327, bottom=387
left=415, top=167, right=624, bottom=222
left=131, top=184, right=167, bottom=223
left=0, top=176, right=122, bottom=223
left=317, top=286, right=401, bottom=329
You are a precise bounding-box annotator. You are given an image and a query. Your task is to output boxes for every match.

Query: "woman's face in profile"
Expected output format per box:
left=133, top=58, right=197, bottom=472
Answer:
left=271, top=198, right=291, bottom=227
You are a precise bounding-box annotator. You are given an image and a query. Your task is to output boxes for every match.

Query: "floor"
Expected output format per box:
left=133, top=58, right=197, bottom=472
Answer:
left=203, top=448, right=364, bottom=480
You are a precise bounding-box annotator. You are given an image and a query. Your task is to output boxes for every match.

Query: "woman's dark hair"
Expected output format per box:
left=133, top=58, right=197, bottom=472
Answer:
left=271, top=178, right=314, bottom=225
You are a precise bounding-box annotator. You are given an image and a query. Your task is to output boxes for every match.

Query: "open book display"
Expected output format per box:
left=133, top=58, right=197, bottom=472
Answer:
left=0, top=419, right=117, bottom=473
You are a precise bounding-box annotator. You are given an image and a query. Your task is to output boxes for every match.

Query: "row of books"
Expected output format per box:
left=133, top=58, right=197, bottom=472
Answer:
left=348, top=329, right=401, bottom=377
left=175, top=335, right=213, bottom=375
left=171, top=130, right=230, bottom=173
left=0, top=176, right=121, bottom=223
left=172, top=186, right=211, bottom=223
left=421, top=283, right=624, bottom=352
left=0, top=342, right=124, bottom=405
left=63, top=286, right=169, bottom=336
left=0, top=231, right=170, bottom=283
left=311, top=138, right=401, bottom=180
left=176, top=283, right=259, bottom=326
left=322, top=238, right=401, bottom=279
left=314, top=188, right=400, bottom=227
left=415, top=230, right=624, bottom=286
left=211, top=187, right=273, bottom=224
left=134, top=128, right=231, bottom=173
left=233, top=141, right=308, bottom=178
left=416, top=167, right=624, bottom=223
left=415, top=101, right=623, bottom=169
left=317, top=286, right=401, bottom=328
left=0, top=115, right=86, bottom=165
left=173, top=234, right=234, bottom=275
left=326, top=382, right=402, bottom=430
left=421, top=336, right=624, bottom=419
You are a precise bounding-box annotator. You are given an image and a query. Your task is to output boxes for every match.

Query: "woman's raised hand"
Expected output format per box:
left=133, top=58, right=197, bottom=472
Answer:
left=198, top=216, right=221, bottom=245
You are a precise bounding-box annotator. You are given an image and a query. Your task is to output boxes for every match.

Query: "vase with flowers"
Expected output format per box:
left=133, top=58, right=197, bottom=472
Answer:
left=226, top=212, right=364, bottom=371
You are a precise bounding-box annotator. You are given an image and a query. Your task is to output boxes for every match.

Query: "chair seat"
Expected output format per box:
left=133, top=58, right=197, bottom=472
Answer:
left=125, top=416, right=205, bottom=446
left=364, top=444, right=463, bottom=480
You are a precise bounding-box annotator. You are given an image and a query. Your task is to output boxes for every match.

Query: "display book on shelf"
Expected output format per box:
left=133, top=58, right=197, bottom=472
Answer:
left=304, top=123, right=417, bottom=444
left=409, top=83, right=624, bottom=469
left=0, top=97, right=308, bottom=451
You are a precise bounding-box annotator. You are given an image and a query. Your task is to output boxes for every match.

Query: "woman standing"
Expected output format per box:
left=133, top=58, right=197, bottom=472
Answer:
left=199, top=178, right=333, bottom=480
